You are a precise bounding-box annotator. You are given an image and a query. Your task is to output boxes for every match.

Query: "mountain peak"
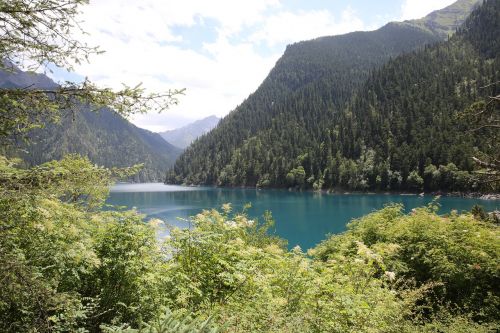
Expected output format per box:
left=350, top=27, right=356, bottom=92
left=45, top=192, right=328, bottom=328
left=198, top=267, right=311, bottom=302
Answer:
left=0, top=63, right=58, bottom=90
left=401, top=0, right=482, bottom=38
left=160, top=115, right=220, bottom=149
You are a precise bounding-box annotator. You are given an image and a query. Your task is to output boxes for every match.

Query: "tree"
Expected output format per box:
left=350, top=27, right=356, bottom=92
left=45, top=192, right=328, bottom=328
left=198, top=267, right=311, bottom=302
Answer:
left=0, top=0, right=184, bottom=139
left=462, top=90, right=500, bottom=186
left=0, top=3, right=183, bottom=329
left=286, top=166, right=306, bottom=188
left=407, top=170, right=423, bottom=191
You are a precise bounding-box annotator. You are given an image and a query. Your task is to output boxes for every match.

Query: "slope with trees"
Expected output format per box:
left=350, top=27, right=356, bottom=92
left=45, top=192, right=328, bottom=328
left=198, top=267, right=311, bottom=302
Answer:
left=1, top=1, right=498, bottom=332
left=167, top=0, right=498, bottom=193
left=167, top=18, right=444, bottom=185
left=1, top=65, right=182, bottom=182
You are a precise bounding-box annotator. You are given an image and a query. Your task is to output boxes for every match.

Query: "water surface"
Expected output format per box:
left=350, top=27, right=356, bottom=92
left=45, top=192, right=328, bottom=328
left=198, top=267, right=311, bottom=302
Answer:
left=107, top=183, right=499, bottom=249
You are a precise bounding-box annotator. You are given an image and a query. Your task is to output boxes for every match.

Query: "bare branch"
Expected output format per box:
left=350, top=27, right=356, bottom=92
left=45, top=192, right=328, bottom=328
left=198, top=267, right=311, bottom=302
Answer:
left=472, top=157, right=498, bottom=169
left=479, top=81, right=500, bottom=89
left=468, top=124, right=500, bottom=132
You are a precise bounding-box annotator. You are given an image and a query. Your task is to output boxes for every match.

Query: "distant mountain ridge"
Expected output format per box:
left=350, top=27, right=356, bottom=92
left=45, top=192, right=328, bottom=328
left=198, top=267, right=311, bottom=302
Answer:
left=160, top=115, right=220, bottom=149
left=1, top=66, right=182, bottom=182
left=167, top=0, right=492, bottom=190
left=0, top=63, right=58, bottom=90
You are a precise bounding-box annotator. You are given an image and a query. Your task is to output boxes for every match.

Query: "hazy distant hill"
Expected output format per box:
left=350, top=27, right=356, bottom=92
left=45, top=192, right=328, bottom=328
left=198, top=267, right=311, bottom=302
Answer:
left=160, top=115, right=220, bottom=149
left=167, top=0, right=492, bottom=191
left=1, top=66, right=182, bottom=182
left=0, top=63, right=58, bottom=90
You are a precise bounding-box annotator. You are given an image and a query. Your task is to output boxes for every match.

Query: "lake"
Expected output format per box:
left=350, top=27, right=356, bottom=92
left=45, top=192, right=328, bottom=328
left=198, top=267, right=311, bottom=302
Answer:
left=107, top=183, right=499, bottom=250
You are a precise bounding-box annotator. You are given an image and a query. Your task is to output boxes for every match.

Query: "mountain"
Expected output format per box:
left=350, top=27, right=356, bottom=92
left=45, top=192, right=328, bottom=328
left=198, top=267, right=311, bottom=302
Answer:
left=323, top=0, right=499, bottom=192
left=0, top=63, right=58, bottom=90
left=167, top=0, right=485, bottom=189
left=1, top=66, right=182, bottom=182
left=160, top=115, right=220, bottom=149
left=399, top=0, right=481, bottom=38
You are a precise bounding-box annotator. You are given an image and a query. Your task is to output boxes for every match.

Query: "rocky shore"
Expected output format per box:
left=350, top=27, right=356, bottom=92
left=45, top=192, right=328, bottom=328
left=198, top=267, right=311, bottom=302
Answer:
left=436, top=192, right=500, bottom=200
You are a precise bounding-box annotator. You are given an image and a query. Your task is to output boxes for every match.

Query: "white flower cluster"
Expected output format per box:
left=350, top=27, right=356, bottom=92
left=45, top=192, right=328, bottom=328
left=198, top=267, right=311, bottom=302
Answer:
left=225, top=220, right=237, bottom=228
left=384, top=271, right=396, bottom=281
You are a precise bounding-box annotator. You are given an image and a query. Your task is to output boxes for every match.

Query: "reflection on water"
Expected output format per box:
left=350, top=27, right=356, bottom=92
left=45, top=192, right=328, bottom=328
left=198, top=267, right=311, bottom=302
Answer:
left=107, top=183, right=499, bottom=250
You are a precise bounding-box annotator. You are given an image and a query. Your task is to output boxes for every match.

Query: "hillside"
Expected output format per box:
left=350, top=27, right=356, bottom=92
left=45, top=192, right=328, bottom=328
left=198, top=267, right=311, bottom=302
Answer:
left=167, top=0, right=485, bottom=189
left=2, top=67, right=182, bottom=182
left=322, top=0, right=499, bottom=192
left=160, top=115, right=220, bottom=149
left=399, top=0, right=481, bottom=38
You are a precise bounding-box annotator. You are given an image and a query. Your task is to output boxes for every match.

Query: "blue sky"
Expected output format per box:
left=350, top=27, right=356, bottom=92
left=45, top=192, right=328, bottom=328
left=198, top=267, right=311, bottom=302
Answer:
left=54, top=0, right=456, bottom=131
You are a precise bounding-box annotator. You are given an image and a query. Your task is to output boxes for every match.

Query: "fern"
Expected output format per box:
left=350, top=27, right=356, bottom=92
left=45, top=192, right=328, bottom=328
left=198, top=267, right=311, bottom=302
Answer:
left=101, top=309, right=221, bottom=333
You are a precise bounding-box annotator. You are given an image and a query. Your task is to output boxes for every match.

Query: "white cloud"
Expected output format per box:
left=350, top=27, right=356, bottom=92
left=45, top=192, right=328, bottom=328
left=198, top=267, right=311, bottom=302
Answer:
left=250, top=7, right=365, bottom=47
left=400, top=0, right=457, bottom=21
left=55, top=0, right=366, bottom=131
left=65, top=0, right=283, bottom=131
left=75, top=34, right=278, bottom=131
left=40, top=1, right=469, bottom=132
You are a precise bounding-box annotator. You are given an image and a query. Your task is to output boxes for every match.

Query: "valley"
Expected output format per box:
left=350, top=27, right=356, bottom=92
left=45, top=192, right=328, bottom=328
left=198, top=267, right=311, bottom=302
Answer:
left=0, top=0, right=498, bottom=332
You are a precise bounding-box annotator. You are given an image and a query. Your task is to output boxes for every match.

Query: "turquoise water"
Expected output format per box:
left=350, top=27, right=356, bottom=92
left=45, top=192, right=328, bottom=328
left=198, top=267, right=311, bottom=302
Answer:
left=107, top=183, right=499, bottom=250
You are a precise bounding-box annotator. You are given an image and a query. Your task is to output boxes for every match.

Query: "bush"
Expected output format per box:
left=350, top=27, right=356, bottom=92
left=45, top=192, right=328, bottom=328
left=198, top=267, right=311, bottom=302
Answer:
left=313, top=204, right=500, bottom=323
left=1, top=156, right=498, bottom=332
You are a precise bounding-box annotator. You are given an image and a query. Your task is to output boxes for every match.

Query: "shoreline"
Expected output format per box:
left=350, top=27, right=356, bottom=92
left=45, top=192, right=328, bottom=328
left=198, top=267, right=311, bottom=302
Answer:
left=321, top=189, right=500, bottom=200
left=166, top=183, right=500, bottom=200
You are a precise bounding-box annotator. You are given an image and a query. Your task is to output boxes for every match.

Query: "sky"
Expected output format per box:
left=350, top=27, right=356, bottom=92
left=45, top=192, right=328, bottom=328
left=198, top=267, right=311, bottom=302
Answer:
left=49, top=0, right=457, bottom=132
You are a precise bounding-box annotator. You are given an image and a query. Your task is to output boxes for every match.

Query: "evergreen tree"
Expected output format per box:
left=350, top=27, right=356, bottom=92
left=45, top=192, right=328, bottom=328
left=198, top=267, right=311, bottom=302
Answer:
left=168, top=0, right=499, bottom=193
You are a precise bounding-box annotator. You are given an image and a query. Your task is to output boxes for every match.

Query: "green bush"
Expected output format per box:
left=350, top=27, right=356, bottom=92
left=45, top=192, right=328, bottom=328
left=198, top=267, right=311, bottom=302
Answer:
left=1, top=156, right=498, bottom=332
left=313, top=203, right=500, bottom=322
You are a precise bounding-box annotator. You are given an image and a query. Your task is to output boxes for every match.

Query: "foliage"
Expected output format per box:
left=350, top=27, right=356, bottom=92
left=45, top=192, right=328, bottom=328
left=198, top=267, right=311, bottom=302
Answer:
left=0, top=0, right=183, bottom=181
left=0, top=0, right=97, bottom=72
left=160, top=204, right=409, bottom=333
left=0, top=155, right=167, bottom=332
left=0, top=74, right=183, bottom=138
left=102, top=310, right=220, bottom=333
left=313, top=203, right=500, bottom=323
left=0, top=154, right=141, bottom=209
left=0, top=0, right=183, bottom=139
left=2, top=155, right=499, bottom=331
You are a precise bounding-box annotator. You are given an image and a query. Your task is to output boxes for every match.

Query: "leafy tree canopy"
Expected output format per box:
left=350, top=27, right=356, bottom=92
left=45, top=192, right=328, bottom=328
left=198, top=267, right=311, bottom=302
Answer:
left=0, top=0, right=184, bottom=139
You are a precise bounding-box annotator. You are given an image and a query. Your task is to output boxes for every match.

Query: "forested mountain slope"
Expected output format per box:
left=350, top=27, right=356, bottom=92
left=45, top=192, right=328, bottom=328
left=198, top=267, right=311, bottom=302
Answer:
left=321, top=0, right=499, bottom=192
left=160, top=115, right=220, bottom=149
left=2, top=67, right=182, bottom=182
left=167, top=0, right=486, bottom=190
